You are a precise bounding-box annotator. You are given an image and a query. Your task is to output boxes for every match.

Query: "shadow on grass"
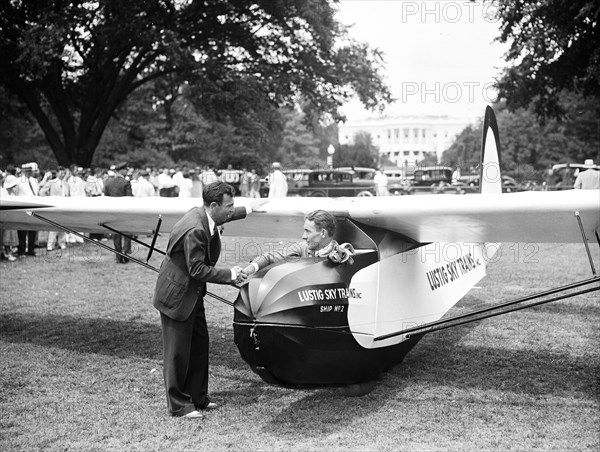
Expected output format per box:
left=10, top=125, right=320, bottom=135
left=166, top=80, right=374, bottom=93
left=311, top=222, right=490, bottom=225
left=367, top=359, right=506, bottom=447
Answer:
left=384, top=324, right=598, bottom=399
left=261, top=318, right=597, bottom=438
left=264, top=389, right=386, bottom=436
left=0, top=312, right=163, bottom=360
left=0, top=313, right=246, bottom=373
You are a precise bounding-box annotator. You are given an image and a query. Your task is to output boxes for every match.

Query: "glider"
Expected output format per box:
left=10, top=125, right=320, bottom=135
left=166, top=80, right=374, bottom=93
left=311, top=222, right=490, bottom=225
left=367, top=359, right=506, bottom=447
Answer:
left=1, top=107, right=599, bottom=389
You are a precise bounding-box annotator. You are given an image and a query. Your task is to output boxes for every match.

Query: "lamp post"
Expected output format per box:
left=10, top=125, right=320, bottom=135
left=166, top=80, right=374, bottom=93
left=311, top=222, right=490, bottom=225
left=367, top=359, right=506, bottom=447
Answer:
left=327, top=144, right=335, bottom=169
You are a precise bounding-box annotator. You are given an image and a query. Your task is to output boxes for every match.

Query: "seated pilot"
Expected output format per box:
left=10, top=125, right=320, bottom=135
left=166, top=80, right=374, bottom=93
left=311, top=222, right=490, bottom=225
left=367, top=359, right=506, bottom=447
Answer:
left=242, top=209, right=354, bottom=276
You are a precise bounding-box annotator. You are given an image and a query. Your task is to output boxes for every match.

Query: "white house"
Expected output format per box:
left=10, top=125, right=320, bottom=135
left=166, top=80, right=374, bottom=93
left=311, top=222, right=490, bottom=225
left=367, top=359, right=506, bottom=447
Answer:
left=338, top=115, right=470, bottom=166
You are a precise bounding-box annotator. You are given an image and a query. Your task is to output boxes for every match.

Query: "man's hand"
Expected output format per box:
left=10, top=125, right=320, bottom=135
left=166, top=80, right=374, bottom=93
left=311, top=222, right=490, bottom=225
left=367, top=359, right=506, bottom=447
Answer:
left=241, top=264, right=256, bottom=276
left=231, top=266, right=248, bottom=285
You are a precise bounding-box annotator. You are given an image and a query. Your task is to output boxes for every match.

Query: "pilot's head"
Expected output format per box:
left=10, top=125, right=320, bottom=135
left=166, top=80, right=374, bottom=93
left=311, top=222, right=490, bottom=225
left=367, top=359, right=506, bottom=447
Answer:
left=303, top=210, right=336, bottom=250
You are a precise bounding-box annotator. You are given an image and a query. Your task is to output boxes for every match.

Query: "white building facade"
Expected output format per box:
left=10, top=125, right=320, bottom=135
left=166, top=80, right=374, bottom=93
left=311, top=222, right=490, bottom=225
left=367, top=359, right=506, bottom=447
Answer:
left=338, top=115, right=470, bottom=166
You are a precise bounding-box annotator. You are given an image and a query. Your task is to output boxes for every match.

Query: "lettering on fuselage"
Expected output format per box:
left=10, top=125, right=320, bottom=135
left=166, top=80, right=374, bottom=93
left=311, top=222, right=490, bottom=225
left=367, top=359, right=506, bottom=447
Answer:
left=426, top=253, right=481, bottom=291
left=297, top=287, right=362, bottom=303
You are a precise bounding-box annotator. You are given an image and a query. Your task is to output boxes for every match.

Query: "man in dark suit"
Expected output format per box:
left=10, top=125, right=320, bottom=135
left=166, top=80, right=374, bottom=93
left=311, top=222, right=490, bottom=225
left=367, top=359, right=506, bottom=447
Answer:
left=104, top=163, right=133, bottom=263
left=153, top=181, right=246, bottom=419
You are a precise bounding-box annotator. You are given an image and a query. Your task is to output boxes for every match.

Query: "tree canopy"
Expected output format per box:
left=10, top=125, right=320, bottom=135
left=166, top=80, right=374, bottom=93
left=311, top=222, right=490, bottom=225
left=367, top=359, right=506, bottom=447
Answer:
left=494, top=0, right=600, bottom=118
left=0, top=0, right=392, bottom=167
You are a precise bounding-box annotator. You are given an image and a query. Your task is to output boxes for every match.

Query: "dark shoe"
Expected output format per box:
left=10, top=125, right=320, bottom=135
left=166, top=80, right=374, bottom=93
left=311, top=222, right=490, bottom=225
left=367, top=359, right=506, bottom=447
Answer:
left=26, top=251, right=36, bottom=256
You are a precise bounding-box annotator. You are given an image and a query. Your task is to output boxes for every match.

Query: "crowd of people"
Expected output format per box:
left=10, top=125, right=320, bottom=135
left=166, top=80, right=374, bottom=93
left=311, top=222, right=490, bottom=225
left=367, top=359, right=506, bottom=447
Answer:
left=0, top=161, right=269, bottom=262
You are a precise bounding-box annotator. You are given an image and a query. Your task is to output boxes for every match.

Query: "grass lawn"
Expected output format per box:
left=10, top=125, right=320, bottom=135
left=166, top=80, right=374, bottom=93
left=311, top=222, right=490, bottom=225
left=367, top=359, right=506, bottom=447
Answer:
left=0, top=234, right=598, bottom=451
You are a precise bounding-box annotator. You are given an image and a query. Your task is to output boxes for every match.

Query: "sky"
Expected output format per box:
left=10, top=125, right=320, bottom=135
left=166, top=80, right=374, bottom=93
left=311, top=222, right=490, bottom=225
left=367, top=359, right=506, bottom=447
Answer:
left=335, top=0, right=510, bottom=122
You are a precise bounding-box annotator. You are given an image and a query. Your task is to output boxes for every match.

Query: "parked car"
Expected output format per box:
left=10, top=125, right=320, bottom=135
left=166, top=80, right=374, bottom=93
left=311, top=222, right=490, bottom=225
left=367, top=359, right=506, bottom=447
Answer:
left=388, top=180, right=413, bottom=195
left=384, top=168, right=412, bottom=195
left=297, top=169, right=375, bottom=197
left=218, top=169, right=244, bottom=195
left=283, top=168, right=313, bottom=196
left=336, top=166, right=376, bottom=182
left=501, top=175, right=521, bottom=193
left=402, top=166, right=453, bottom=193
left=454, top=174, right=523, bottom=193
left=431, top=181, right=470, bottom=195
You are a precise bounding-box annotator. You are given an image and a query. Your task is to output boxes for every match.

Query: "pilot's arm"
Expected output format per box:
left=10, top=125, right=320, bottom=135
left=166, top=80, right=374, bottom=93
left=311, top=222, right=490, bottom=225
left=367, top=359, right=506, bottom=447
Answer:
left=242, top=242, right=305, bottom=276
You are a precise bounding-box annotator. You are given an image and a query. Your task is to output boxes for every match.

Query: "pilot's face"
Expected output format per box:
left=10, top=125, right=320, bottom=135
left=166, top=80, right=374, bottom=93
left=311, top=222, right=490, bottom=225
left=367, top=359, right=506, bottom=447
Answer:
left=211, top=194, right=235, bottom=225
left=302, top=219, right=327, bottom=250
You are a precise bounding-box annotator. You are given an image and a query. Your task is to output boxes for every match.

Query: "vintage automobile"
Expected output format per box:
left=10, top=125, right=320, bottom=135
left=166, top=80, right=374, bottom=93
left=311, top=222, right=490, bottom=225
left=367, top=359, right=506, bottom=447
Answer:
left=336, top=166, right=376, bottom=181
left=454, top=174, right=523, bottom=193
left=218, top=169, right=244, bottom=195
left=384, top=168, right=413, bottom=195
left=297, top=169, right=376, bottom=197
left=283, top=168, right=313, bottom=196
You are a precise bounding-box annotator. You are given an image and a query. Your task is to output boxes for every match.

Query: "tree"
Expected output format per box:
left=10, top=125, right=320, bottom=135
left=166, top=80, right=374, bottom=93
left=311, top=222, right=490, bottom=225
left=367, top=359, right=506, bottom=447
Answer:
left=277, top=109, right=322, bottom=168
left=335, top=131, right=379, bottom=168
left=493, top=0, right=600, bottom=118
left=0, top=0, right=392, bottom=166
left=441, top=123, right=482, bottom=172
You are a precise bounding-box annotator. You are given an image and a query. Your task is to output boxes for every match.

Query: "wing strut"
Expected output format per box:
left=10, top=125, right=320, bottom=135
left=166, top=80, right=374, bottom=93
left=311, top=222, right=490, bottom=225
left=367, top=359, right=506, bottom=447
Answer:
left=29, top=212, right=160, bottom=272
left=374, top=276, right=600, bottom=341
left=575, top=211, right=597, bottom=276
left=28, top=212, right=236, bottom=308
left=100, top=223, right=166, bottom=258
left=146, top=215, right=163, bottom=263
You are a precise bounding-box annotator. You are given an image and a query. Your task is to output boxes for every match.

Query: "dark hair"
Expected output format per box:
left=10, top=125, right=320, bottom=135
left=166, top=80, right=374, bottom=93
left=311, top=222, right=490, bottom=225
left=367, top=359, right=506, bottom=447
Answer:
left=305, top=210, right=336, bottom=237
left=203, top=181, right=235, bottom=206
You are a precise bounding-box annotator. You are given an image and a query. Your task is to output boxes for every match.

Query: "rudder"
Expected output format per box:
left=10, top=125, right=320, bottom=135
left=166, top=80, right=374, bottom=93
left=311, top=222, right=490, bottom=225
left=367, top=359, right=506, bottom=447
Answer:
left=480, top=106, right=503, bottom=194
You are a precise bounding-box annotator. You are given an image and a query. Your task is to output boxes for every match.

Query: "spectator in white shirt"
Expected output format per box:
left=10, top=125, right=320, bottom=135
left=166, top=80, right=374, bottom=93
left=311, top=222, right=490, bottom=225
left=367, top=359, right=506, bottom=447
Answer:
left=65, top=165, right=87, bottom=197
left=268, top=162, right=287, bottom=198
left=10, top=164, right=39, bottom=255
left=157, top=168, right=176, bottom=197
left=177, top=171, right=193, bottom=197
left=132, top=170, right=157, bottom=197
left=39, top=167, right=68, bottom=250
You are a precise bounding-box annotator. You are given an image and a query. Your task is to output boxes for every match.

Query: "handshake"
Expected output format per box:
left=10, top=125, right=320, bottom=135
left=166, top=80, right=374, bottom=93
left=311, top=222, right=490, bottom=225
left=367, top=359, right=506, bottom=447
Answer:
left=230, top=264, right=258, bottom=285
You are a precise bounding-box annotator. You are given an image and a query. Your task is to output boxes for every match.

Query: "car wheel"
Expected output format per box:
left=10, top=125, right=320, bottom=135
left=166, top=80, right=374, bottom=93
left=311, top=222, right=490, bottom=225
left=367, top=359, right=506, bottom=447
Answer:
left=357, top=190, right=373, bottom=197
left=311, top=191, right=326, bottom=197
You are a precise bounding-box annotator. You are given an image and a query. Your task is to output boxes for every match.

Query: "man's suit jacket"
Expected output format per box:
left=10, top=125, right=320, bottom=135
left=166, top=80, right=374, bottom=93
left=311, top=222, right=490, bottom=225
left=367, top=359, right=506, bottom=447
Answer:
left=104, top=175, right=132, bottom=197
left=153, top=206, right=231, bottom=321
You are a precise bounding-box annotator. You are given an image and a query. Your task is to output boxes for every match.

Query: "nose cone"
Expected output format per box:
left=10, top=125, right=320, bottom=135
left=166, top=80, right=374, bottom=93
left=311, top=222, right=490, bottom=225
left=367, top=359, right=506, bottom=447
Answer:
left=234, top=258, right=348, bottom=325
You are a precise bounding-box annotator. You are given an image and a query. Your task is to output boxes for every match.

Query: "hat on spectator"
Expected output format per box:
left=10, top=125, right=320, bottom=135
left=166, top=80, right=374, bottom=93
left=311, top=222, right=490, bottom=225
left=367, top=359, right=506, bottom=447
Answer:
left=272, top=162, right=281, bottom=169
left=116, top=162, right=128, bottom=171
left=4, top=174, right=18, bottom=189
left=583, top=159, right=595, bottom=168
left=139, top=170, right=149, bottom=177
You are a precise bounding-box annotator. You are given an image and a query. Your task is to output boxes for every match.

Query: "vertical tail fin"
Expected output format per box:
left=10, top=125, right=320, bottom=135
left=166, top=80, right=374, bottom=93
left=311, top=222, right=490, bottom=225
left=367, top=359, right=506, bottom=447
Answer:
left=479, top=106, right=503, bottom=194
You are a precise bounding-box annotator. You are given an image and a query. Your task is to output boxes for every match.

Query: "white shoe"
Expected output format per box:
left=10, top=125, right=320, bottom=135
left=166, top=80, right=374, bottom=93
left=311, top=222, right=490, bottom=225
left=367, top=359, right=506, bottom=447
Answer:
left=182, top=410, right=203, bottom=419
left=197, top=401, right=218, bottom=411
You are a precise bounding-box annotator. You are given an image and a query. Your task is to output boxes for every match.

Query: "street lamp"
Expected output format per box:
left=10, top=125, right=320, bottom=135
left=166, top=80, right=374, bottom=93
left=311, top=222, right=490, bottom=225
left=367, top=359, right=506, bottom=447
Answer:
left=327, top=144, right=335, bottom=169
